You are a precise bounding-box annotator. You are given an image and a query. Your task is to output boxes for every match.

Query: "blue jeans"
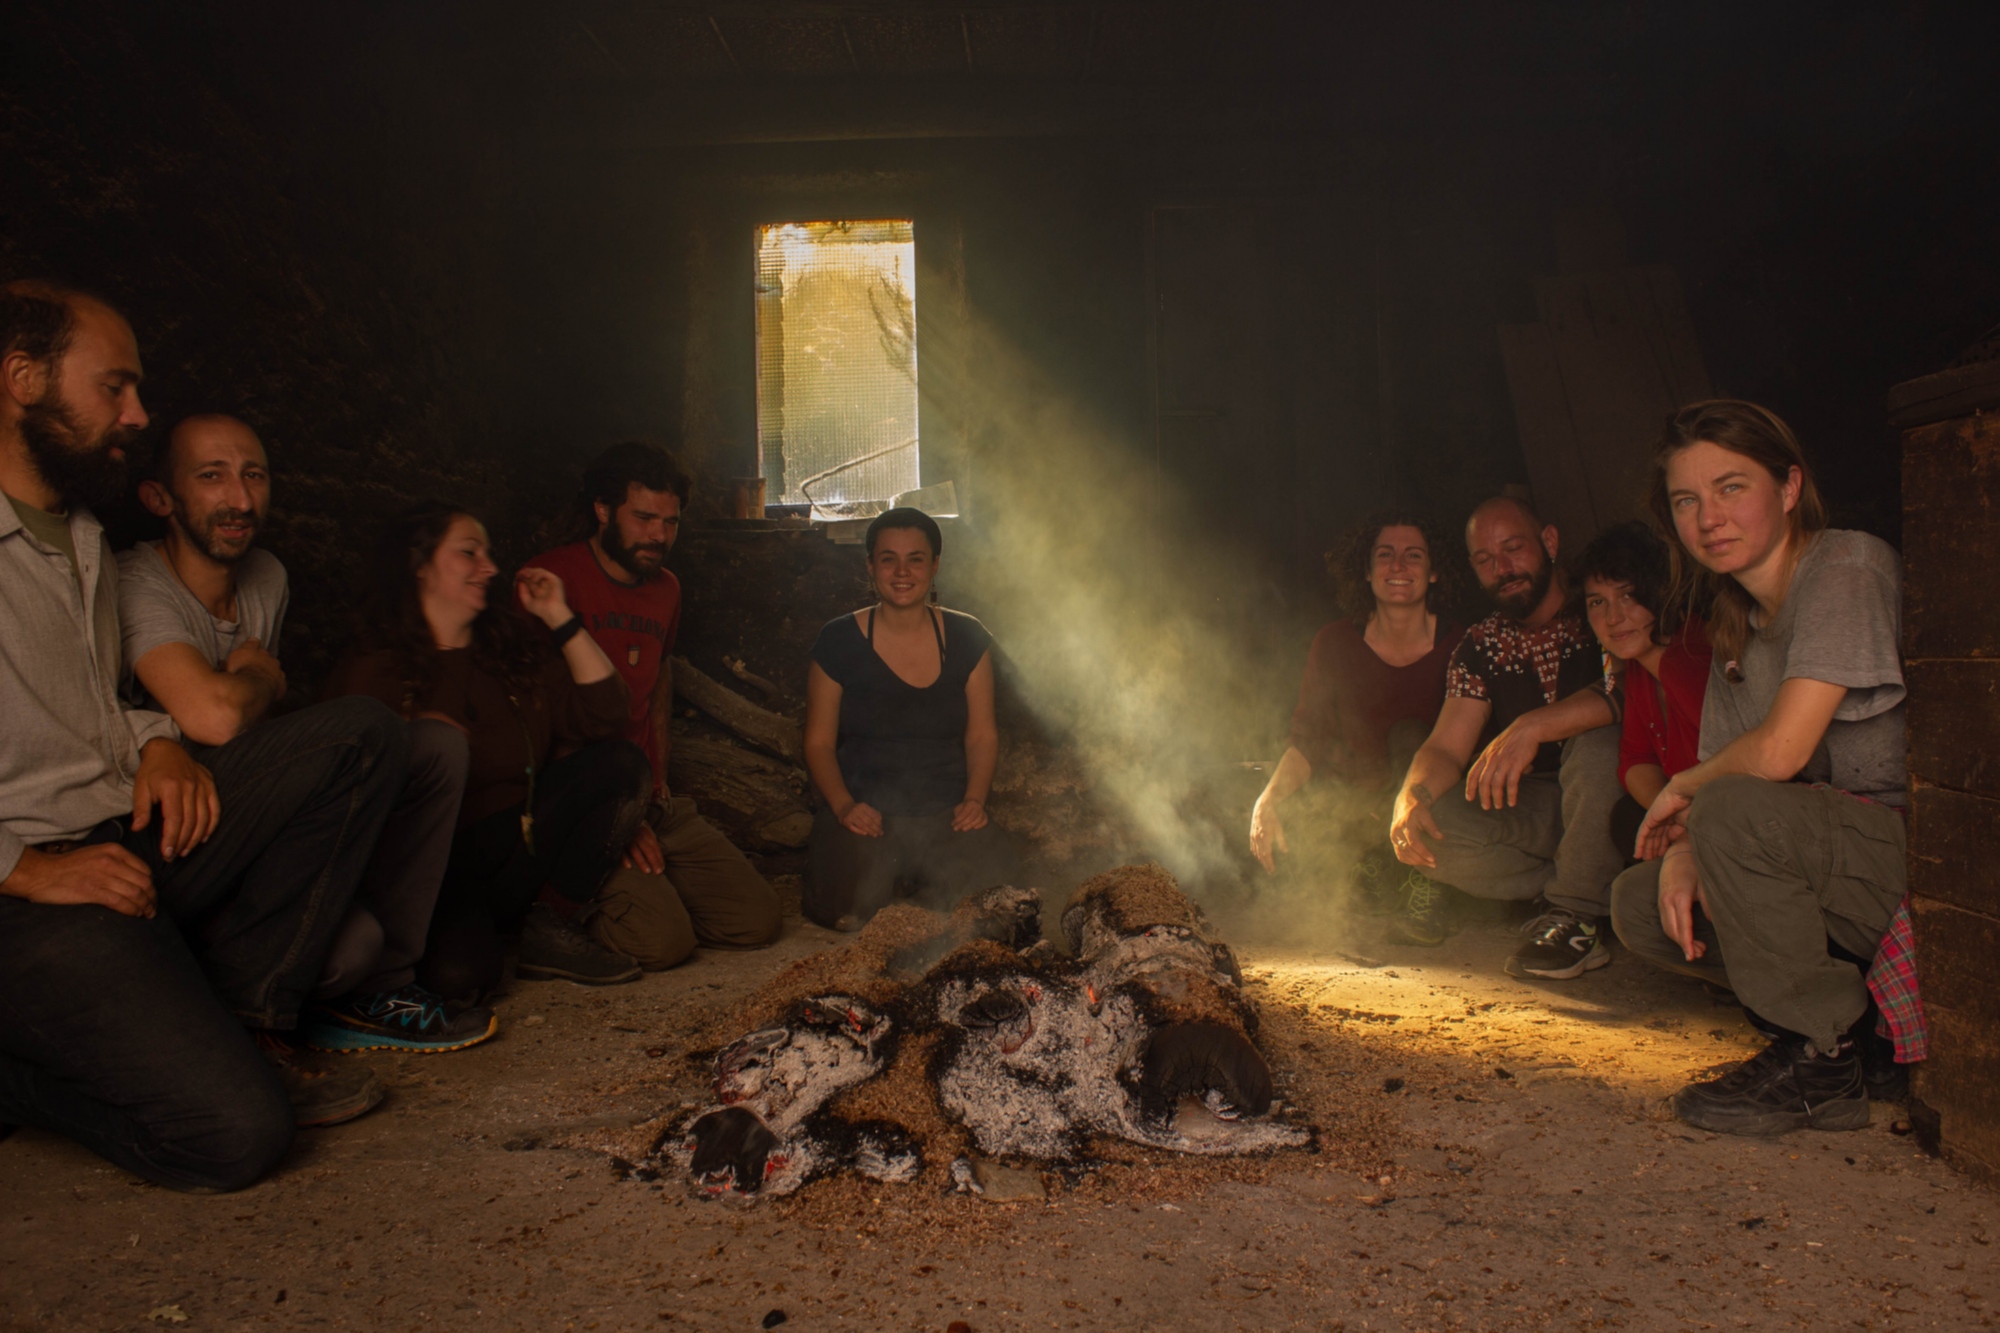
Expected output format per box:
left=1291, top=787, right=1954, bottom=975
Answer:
left=0, top=696, right=407, bottom=1191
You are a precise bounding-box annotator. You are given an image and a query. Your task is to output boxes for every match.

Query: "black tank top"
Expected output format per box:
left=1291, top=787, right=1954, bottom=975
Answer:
left=808, top=607, right=995, bottom=816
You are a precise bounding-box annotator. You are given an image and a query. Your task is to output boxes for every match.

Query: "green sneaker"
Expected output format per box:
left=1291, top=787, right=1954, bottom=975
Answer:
left=1388, top=869, right=1451, bottom=946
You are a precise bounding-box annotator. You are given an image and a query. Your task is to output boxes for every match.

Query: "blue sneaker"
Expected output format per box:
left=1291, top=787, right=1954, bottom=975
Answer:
left=303, top=984, right=497, bottom=1054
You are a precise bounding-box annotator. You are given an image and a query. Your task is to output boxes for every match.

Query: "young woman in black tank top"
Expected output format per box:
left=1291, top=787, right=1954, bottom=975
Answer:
left=801, top=508, right=1018, bottom=929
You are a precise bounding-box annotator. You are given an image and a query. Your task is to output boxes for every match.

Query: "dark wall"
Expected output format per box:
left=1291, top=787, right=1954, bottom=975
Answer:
left=7, top=1, right=1998, bottom=718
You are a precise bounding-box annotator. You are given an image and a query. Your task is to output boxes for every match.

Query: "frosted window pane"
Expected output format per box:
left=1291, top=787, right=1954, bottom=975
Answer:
left=755, top=220, right=919, bottom=509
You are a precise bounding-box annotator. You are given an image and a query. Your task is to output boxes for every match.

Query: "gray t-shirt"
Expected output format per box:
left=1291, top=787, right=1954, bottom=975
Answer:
left=1696, top=528, right=1906, bottom=807
left=117, top=541, right=289, bottom=700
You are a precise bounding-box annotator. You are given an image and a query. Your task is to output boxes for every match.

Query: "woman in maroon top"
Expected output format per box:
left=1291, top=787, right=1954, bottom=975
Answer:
left=1249, top=513, right=1464, bottom=938
left=1572, top=521, right=1713, bottom=857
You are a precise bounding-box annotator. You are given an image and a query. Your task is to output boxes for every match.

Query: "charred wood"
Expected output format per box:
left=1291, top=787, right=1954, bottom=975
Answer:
left=673, top=656, right=803, bottom=762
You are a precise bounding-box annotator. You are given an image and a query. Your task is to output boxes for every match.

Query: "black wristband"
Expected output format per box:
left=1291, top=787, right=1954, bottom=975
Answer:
left=550, top=615, right=586, bottom=648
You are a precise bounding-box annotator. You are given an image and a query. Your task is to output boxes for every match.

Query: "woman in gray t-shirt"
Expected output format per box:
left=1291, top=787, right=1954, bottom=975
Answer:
left=1607, top=399, right=1910, bottom=1139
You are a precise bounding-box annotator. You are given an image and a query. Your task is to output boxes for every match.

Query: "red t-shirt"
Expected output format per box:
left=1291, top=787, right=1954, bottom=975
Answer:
left=522, top=541, right=681, bottom=781
left=1617, top=619, right=1712, bottom=790
left=1286, top=617, right=1464, bottom=785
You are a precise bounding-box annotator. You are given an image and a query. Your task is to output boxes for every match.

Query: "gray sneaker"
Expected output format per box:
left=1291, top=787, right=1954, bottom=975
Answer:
left=255, top=1031, right=384, bottom=1127
left=517, top=903, right=642, bottom=985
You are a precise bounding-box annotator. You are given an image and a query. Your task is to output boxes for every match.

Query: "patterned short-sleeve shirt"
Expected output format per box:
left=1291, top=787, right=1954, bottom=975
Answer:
left=1446, top=610, right=1609, bottom=769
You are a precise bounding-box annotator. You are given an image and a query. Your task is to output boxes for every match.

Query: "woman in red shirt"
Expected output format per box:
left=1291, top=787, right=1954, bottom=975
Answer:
left=1572, top=521, right=1712, bottom=857
left=1249, top=512, right=1464, bottom=943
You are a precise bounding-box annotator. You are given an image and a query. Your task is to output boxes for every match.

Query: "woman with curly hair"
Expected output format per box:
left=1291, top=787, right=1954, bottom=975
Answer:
left=325, top=502, right=640, bottom=1002
left=1249, top=512, right=1465, bottom=943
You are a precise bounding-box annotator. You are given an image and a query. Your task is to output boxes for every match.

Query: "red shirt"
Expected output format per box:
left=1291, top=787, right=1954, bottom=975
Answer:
left=1286, top=617, right=1464, bottom=785
left=1617, top=619, right=1712, bottom=790
left=522, top=541, right=681, bottom=781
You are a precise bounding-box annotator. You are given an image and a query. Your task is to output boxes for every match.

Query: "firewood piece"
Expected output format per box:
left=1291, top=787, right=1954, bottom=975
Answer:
left=673, top=656, right=802, bottom=761
left=667, top=734, right=810, bottom=849
left=722, top=654, right=783, bottom=702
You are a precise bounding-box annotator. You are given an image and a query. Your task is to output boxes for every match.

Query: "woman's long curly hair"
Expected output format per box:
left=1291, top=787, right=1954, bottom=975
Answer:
left=1646, top=399, right=1826, bottom=669
left=357, top=501, right=548, bottom=711
left=1326, top=510, right=1461, bottom=620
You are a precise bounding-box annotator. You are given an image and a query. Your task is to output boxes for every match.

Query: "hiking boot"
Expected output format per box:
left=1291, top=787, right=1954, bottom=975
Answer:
left=255, top=1031, right=383, bottom=1128
left=1504, top=908, right=1610, bottom=980
left=516, top=903, right=641, bottom=985
left=1673, top=1034, right=1870, bottom=1136
left=302, top=984, right=498, bottom=1055
left=1387, top=870, right=1451, bottom=946
left=1350, top=845, right=1401, bottom=917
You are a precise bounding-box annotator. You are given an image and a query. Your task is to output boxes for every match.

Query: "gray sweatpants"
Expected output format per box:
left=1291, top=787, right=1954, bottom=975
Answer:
left=1609, top=775, right=1904, bottom=1051
left=1418, top=724, right=1624, bottom=918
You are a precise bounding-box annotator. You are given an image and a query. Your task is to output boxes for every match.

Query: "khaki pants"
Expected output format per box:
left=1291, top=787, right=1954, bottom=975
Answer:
left=1420, top=725, right=1625, bottom=918
left=1608, top=775, right=1904, bottom=1050
left=586, top=797, right=783, bottom=969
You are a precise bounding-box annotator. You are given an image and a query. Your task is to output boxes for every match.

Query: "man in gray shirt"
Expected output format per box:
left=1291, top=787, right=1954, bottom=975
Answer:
left=0, top=281, right=407, bottom=1191
left=120, top=414, right=490, bottom=1056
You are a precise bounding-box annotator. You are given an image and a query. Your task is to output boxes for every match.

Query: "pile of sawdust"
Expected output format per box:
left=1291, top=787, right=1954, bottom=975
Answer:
left=1065, top=862, right=1203, bottom=942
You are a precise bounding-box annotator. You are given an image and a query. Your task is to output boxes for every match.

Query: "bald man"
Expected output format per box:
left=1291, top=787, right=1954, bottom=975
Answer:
left=120, top=414, right=494, bottom=1058
left=1387, top=497, right=1626, bottom=979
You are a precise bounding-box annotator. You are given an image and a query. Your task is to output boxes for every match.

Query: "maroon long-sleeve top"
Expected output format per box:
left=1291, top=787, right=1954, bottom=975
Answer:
left=1285, top=617, right=1464, bottom=786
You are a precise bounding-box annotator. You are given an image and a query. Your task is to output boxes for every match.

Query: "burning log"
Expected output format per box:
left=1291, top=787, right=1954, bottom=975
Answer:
left=667, top=733, right=812, bottom=850
left=672, top=656, right=802, bottom=761
left=646, top=867, right=1309, bottom=1201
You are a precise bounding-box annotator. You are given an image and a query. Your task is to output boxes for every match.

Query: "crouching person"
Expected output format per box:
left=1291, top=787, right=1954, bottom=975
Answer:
left=327, top=503, right=644, bottom=999
left=523, top=442, right=781, bottom=968
left=803, top=508, right=1021, bottom=930
left=1611, top=400, right=1918, bottom=1136
left=0, top=281, right=405, bottom=1190
left=121, top=413, right=492, bottom=1055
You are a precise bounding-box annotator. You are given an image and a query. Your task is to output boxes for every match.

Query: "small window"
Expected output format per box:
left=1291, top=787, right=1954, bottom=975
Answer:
left=755, top=220, right=918, bottom=516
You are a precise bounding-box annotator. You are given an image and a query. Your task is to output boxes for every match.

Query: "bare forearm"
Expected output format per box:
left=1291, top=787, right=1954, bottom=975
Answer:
left=804, top=741, right=856, bottom=813
left=1623, top=763, right=1666, bottom=807
left=175, top=670, right=282, bottom=746
left=1255, top=747, right=1312, bottom=810
left=1526, top=688, right=1617, bottom=745
left=963, top=732, right=998, bottom=805
left=1400, top=743, right=1463, bottom=807
left=560, top=631, right=616, bottom=685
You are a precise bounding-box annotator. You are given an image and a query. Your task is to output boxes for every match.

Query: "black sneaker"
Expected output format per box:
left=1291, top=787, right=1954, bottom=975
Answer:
left=517, top=903, right=642, bottom=985
left=302, top=985, right=498, bottom=1054
left=1387, top=870, right=1450, bottom=946
left=1673, top=1034, right=1870, bottom=1136
left=1504, top=909, right=1610, bottom=979
left=255, top=1031, right=384, bottom=1128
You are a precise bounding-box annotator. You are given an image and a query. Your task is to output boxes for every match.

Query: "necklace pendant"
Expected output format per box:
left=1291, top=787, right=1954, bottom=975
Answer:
left=628, top=645, right=641, bottom=667
left=520, top=812, right=536, bottom=856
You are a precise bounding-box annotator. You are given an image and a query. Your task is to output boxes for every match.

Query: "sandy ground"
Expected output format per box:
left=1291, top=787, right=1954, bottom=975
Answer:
left=5, top=889, right=1997, bottom=1333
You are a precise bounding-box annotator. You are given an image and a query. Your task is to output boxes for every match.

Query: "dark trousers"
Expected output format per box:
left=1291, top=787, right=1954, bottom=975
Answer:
left=804, top=808, right=1022, bottom=928
left=317, top=719, right=469, bottom=997
left=422, top=741, right=650, bottom=996
left=0, top=696, right=407, bottom=1191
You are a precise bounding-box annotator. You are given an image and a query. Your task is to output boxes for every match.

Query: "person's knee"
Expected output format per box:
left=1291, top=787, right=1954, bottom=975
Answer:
left=1684, top=773, right=1770, bottom=845
left=324, top=694, right=409, bottom=767
left=405, top=718, right=470, bottom=797
left=154, top=1067, right=293, bottom=1193
left=1608, top=864, right=1661, bottom=952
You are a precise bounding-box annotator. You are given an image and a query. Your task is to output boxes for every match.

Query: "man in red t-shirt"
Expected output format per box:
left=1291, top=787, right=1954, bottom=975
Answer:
left=525, top=443, right=780, bottom=963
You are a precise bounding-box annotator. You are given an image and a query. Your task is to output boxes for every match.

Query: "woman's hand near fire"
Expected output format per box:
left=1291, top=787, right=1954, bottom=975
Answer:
left=838, top=799, right=884, bottom=837
left=1389, top=783, right=1443, bottom=869
left=1248, top=746, right=1311, bottom=874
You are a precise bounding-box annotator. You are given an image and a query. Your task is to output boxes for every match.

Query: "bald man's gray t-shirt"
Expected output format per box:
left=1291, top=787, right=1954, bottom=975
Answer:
left=117, top=541, right=289, bottom=703
left=1696, top=528, right=1906, bottom=807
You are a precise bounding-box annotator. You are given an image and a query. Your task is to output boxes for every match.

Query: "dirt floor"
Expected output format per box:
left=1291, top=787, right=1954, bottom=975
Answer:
left=5, top=884, right=1997, bottom=1333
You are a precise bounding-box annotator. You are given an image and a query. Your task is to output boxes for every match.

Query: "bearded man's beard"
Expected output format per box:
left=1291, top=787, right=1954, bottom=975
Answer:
left=602, top=522, right=666, bottom=582
left=19, top=394, right=135, bottom=512
left=1488, top=557, right=1554, bottom=620
left=177, top=502, right=260, bottom=563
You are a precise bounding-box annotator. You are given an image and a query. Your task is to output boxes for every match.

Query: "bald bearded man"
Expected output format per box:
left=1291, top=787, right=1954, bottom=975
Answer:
left=1387, top=497, right=1626, bottom=980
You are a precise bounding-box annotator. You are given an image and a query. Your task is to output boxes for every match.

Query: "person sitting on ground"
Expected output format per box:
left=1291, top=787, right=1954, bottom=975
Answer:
left=1248, top=511, right=1465, bottom=945
left=0, top=280, right=408, bottom=1189
left=119, top=413, right=493, bottom=1055
left=326, top=502, right=641, bottom=998
left=1571, top=520, right=1713, bottom=859
left=1610, top=400, right=1919, bottom=1136
left=524, top=442, right=780, bottom=968
left=803, top=507, right=1019, bottom=930
left=1387, top=496, right=1625, bottom=979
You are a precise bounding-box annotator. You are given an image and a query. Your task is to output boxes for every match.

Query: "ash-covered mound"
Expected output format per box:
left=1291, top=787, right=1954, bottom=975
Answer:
left=646, top=866, right=1312, bottom=1201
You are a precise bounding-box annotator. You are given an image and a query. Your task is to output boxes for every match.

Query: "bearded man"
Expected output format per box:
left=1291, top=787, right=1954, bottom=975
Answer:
left=0, top=281, right=409, bottom=1190
left=523, top=441, right=780, bottom=970
left=1387, top=497, right=1626, bottom=979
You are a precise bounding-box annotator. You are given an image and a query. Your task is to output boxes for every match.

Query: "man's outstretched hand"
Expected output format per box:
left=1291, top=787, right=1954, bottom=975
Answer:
left=1464, top=717, right=1542, bottom=811
left=133, top=738, right=219, bottom=862
left=1635, top=782, right=1692, bottom=861
left=1389, top=784, right=1443, bottom=869
left=1, top=844, right=156, bottom=917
